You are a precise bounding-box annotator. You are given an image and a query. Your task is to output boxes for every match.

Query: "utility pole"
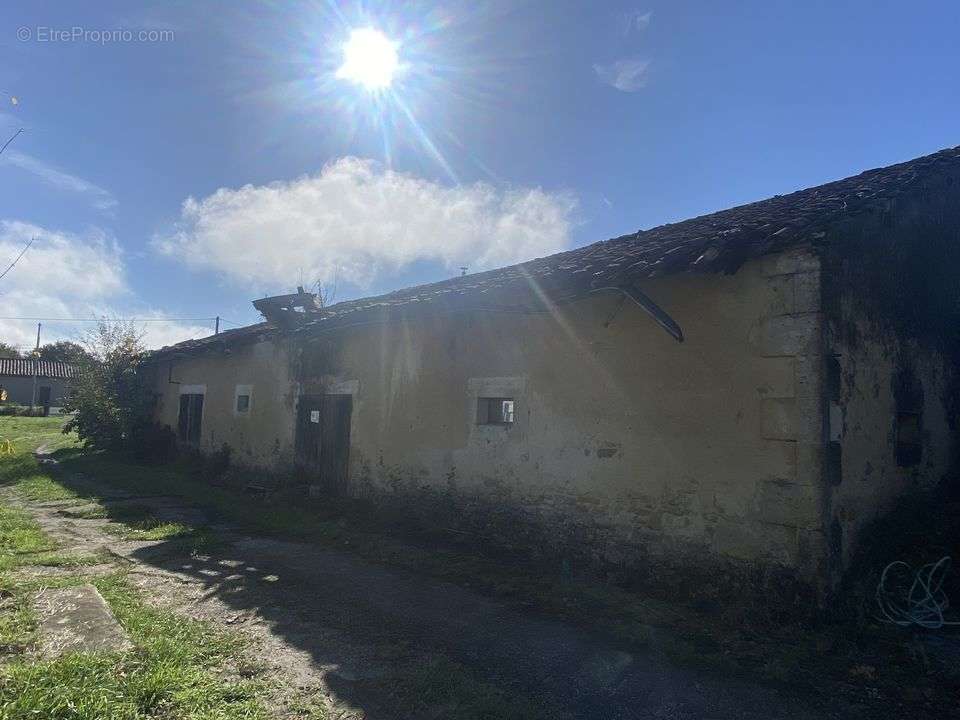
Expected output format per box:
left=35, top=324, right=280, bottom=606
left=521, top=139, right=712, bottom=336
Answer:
left=29, top=322, right=40, bottom=410
left=215, top=316, right=220, bottom=335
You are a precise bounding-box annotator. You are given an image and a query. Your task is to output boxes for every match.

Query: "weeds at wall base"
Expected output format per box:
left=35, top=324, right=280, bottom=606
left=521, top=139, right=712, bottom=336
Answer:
left=73, top=441, right=825, bottom=636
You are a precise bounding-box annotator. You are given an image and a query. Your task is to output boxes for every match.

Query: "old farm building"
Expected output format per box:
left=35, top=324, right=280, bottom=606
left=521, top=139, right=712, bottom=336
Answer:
left=145, top=147, right=960, bottom=593
left=0, top=358, right=76, bottom=414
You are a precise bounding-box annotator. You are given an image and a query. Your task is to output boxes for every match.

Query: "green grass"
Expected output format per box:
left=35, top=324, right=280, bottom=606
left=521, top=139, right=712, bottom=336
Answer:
left=104, top=518, right=192, bottom=541
left=0, top=414, right=79, bottom=455
left=0, top=574, right=39, bottom=654
left=0, top=418, right=268, bottom=720
left=61, top=505, right=109, bottom=519
left=0, top=470, right=62, bottom=653
left=2, top=417, right=956, bottom=717
left=0, top=416, right=84, bottom=505
left=8, top=469, right=84, bottom=503
left=0, top=504, right=55, bottom=557
left=0, top=550, right=108, bottom=573
left=87, top=502, right=196, bottom=542
left=0, top=574, right=267, bottom=720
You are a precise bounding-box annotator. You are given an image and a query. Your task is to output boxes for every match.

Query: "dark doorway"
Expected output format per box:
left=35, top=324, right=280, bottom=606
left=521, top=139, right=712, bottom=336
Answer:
left=296, top=394, right=353, bottom=495
left=37, top=386, right=51, bottom=416
left=177, top=393, right=204, bottom=444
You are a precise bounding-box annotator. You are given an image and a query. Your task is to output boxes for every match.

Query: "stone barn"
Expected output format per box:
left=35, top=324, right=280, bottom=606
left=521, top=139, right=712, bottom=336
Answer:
left=145, top=146, right=960, bottom=595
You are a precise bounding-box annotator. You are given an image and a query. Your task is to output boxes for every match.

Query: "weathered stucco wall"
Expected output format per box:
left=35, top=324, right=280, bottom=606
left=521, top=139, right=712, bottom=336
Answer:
left=296, top=249, right=827, bottom=578
left=823, top=198, right=960, bottom=580
left=828, top=322, right=954, bottom=574
left=148, top=249, right=829, bottom=581
left=151, top=339, right=298, bottom=467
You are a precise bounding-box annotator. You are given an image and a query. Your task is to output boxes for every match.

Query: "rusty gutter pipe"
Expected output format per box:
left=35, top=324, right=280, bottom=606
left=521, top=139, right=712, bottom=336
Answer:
left=590, top=286, right=684, bottom=342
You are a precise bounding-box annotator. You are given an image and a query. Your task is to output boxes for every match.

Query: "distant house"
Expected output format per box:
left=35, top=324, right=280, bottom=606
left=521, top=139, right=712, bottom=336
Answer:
left=0, top=358, right=77, bottom=414
left=144, top=146, right=960, bottom=597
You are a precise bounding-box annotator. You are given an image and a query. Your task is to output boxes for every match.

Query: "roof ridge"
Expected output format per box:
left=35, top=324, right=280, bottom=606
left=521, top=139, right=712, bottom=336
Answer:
left=148, top=143, right=960, bottom=357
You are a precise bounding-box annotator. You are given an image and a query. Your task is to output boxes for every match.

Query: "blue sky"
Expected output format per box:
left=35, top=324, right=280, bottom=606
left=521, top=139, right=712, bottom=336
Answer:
left=1, top=0, right=958, bottom=348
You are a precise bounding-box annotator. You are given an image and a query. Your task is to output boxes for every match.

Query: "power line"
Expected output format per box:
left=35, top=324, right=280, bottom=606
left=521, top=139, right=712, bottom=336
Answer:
left=0, top=127, right=23, bottom=156
left=0, top=237, right=35, bottom=282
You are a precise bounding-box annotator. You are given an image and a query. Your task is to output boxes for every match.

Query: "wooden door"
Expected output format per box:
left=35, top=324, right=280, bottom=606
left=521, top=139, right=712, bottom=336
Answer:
left=295, top=394, right=324, bottom=467
left=296, top=394, right=352, bottom=495
left=320, top=394, right=352, bottom=495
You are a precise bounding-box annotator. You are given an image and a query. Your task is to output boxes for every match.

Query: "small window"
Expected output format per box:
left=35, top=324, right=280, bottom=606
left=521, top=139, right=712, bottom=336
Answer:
left=896, top=412, right=922, bottom=467
left=234, top=384, right=253, bottom=416
left=477, top=397, right=515, bottom=425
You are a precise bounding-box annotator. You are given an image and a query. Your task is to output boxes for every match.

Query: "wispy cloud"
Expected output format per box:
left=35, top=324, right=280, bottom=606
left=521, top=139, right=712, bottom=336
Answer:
left=2, top=151, right=117, bottom=212
left=0, top=221, right=208, bottom=349
left=623, top=10, right=652, bottom=35
left=594, top=58, right=651, bottom=92
left=155, top=157, right=577, bottom=290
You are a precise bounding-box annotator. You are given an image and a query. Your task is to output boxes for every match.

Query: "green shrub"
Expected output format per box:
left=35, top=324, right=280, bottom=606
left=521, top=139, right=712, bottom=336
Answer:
left=62, top=321, right=154, bottom=451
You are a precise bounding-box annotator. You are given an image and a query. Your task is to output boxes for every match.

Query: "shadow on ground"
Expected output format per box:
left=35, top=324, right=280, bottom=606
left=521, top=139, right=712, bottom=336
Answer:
left=25, top=449, right=874, bottom=720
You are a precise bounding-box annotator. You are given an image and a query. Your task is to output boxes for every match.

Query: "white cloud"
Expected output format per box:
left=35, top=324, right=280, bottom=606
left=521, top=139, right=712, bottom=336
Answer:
left=0, top=221, right=124, bottom=302
left=155, top=157, right=576, bottom=290
left=130, top=312, right=215, bottom=351
left=594, top=58, right=651, bottom=92
left=2, top=151, right=117, bottom=212
left=623, top=10, right=652, bottom=35
left=0, top=221, right=207, bottom=350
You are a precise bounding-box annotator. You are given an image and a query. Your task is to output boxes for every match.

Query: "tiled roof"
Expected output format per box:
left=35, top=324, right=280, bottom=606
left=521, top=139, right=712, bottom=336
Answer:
left=149, top=322, right=276, bottom=357
left=151, top=144, right=960, bottom=356
left=0, top=358, right=78, bottom=379
left=297, top=145, right=960, bottom=329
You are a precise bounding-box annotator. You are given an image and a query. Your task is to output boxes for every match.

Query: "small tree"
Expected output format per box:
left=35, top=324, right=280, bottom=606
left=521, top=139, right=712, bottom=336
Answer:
left=63, top=320, right=153, bottom=450
left=38, top=340, right=91, bottom=364
left=0, top=342, right=21, bottom=358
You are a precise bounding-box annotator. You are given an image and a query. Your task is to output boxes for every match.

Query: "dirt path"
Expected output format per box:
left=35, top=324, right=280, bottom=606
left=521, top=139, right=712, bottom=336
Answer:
left=13, top=477, right=860, bottom=719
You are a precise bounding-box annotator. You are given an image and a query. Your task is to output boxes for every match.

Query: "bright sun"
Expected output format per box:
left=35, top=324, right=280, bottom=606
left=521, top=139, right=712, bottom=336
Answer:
left=336, top=28, right=399, bottom=90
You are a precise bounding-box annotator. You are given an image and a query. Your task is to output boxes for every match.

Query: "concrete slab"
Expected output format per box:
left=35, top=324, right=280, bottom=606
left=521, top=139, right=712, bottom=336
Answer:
left=34, top=584, right=132, bottom=656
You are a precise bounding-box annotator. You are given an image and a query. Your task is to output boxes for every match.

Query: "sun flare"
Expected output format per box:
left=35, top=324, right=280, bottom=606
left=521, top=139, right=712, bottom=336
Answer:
left=336, top=28, right=399, bottom=90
